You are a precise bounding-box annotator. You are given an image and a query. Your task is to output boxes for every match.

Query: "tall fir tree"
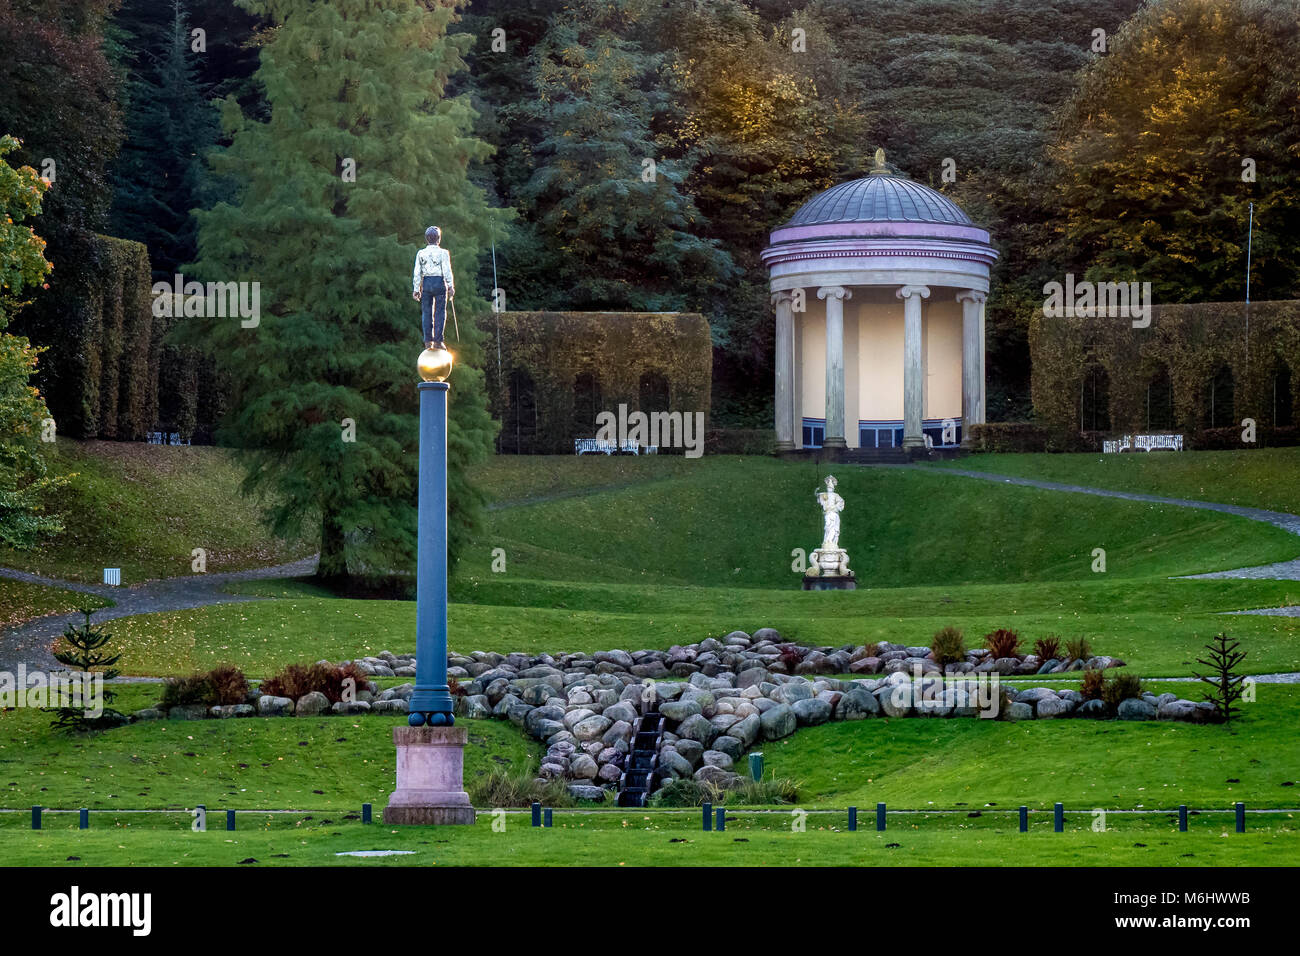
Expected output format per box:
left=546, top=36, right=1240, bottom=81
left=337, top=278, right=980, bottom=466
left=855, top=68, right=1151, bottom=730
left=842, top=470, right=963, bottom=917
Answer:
left=189, top=0, right=497, bottom=585
left=110, top=0, right=220, bottom=280
left=507, top=0, right=734, bottom=311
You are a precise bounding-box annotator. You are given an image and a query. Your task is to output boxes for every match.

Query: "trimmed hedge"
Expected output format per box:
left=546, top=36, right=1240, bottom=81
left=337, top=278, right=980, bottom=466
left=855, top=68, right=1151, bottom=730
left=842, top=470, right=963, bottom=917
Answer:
left=1030, top=300, right=1300, bottom=442
left=14, top=234, right=227, bottom=442
left=485, top=311, right=712, bottom=454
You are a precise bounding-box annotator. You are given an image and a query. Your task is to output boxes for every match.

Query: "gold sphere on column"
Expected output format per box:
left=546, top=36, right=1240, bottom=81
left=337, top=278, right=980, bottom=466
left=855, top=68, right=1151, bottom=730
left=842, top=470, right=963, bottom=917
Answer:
left=418, top=346, right=454, bottom=382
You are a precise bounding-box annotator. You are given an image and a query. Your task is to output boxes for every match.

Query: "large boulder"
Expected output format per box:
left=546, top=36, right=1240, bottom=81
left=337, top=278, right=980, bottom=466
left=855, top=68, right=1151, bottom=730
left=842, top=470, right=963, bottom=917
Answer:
left=1006, top=701, right=1034, bottom=721
left=658, top=748, right=694, bottom=779
left=838, top=687, right=880, bottom=719
left=711, top=735, right=745, bottom=761
left=566, top=784, right=607, bottom=802
left=170, top=704, right=210, bottom=720
left=737, top=667, right=770, bottom=689
left=701, top=750, right=734, bottom=770
left=729, top=713, right=762, bottom=747
left=693, top=764, right=735, bottom=786
left=1035, top=697, right=1073, bottom=719
left=572, top=714, right=612, bottom=741
left=602, top=700, right=639, bottom=724
left=676, top=714, right=719, bottom=748
left=660, top=698, right=702, bottom=722
left=210, top=704, right=254, bottom=719
left=295, top=691, right=330, bottom=717
left=760, top=703, right=797, bottom=740
left=256, top=695, right=294, bottom=717
left=792, top=697, right=832, bottom=726
left=780, top=680, right=813, bottom=703
left=1076, top=699, right=1110, bottom=719
left=569, top=754, right=599, bottom=779
left=1118, top=698, right=1157, bottom=721
left=877, top=683, right=914, bottom=718
left=675, top=738, right=704, bottom=766
left=1157, top=699, right=1201, bottom=722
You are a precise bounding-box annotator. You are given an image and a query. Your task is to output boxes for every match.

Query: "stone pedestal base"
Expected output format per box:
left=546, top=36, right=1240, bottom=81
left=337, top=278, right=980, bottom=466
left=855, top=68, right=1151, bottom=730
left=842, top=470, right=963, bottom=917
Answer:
left=384, top=725, right=476, bottom=825
left=803, top=574, right=857, bottom=591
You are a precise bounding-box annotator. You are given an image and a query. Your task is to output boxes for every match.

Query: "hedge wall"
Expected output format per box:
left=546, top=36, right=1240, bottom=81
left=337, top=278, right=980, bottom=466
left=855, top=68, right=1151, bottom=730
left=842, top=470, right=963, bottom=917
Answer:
left=1030, top=301, right=1300, bottom=447
left=485, top=312, right=712, bottom=454
left=13, top=234, right=227, bottom=442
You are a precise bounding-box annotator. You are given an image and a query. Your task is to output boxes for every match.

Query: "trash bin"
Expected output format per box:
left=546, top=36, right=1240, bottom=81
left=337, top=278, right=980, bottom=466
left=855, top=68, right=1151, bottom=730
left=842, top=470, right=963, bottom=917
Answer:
left=748, top=752, right=764, bottom=782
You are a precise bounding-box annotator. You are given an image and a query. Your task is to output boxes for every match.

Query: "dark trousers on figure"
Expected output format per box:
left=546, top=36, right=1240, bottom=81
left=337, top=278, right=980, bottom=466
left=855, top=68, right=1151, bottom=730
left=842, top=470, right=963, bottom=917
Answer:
left=421, top=275, right=446, bottom=345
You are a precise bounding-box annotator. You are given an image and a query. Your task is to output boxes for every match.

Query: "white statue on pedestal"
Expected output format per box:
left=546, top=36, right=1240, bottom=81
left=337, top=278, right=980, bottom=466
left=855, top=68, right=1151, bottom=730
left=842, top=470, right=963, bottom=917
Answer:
left=807, top=475, right=851, bottom=578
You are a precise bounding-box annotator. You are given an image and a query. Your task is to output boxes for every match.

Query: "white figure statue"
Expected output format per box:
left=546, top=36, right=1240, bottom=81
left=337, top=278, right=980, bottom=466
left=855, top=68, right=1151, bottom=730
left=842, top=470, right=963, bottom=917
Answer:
left=807, top=475, right=851, bottom=579
left=817, top=474, right=844, bottom=550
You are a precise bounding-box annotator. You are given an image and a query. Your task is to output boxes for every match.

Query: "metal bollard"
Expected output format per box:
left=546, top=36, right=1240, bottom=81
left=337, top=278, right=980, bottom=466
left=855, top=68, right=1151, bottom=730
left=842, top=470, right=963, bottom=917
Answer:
left=79, top=808, right=88, bottom=830
left=1235, top=802, right=1245, bottom=833
left=361, top=803, right=372, bottom=824
left=227, top=809, right=236, bottom=831
left=1054, top=803, right=1064, bottom=833
left=1179, top=805, right=1188, bottom=832
left=531, top=801, right=541, bottom=827
left=543, top=807, right=553, bottom=828
left=702, top=802, right=713, bottom=831
left=716, top=806, right=726, bottom=831
left=848, top=806, right=857, bottom=831
left=876, top=802, right=886, bottom=831
left=748, top=752, right=764, bottom=782
left=31, top=806, right=40, bottom=830
left=1019, top=806, right=1028, bottom=832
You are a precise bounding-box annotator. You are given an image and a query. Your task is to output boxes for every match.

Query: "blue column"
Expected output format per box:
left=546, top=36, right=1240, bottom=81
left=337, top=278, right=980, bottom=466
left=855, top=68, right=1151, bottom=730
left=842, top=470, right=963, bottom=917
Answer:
left=409, top=380, right=455, bottom=725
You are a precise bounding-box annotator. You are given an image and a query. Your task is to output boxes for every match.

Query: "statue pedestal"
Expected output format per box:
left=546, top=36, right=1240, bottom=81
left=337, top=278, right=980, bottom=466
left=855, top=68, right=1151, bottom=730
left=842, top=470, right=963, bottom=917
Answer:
left=804, top=547, right=855, bottom=590
left=383, top=725, right=476, bottom=825
left=803, top=574, right=857, bottom=591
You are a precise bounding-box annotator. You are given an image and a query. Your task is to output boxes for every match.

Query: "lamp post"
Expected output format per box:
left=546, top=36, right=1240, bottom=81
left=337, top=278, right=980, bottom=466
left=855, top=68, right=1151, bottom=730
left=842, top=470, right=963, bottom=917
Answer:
left=383, top=345, right=475, bottom=825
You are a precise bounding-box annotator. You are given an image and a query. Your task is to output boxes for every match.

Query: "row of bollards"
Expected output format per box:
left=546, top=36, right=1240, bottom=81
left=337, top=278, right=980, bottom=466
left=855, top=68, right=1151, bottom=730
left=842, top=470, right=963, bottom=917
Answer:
left=695, top=802, right=1252, bottom=833
left=22, top=800, right=1253, bottom=833
left=29, top=802, right=381, bottom=831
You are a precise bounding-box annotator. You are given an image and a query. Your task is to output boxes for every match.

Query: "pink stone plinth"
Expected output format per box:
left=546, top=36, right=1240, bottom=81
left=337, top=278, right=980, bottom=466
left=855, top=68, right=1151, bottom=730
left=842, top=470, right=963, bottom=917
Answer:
left=383, top=725, right=476, bottom=825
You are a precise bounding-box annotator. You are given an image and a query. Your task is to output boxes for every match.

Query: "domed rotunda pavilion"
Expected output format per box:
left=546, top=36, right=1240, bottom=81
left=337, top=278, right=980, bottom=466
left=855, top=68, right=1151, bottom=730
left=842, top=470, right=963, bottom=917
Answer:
left=762, top=152, right=998, bottom=454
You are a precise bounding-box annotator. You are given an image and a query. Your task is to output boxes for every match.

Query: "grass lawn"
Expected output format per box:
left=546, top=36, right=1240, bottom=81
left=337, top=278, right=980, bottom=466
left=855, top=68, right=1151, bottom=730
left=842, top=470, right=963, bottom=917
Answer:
left=463, top=457, right=1300, bottom=588
left=7, top=448, right=1300, bottom=867
left=3, top=682, right=1296, bottom=814
left=1, top=811, right=1294, bottom=867
left=0, top=440, right=314, bottom=584
left=0, top=685, right=537, bottom=811
left=101, top=575, right=1300, bottom=677
left=928, top=448, right=1300, bottom=515
left=763, top=682, right=1300, bottom=810
left=0, top=579, right=110, bottom=630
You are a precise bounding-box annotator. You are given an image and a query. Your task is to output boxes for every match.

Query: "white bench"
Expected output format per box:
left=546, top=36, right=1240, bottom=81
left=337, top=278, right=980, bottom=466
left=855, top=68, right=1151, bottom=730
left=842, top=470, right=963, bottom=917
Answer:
left=574, top=439, right=657, bottom=455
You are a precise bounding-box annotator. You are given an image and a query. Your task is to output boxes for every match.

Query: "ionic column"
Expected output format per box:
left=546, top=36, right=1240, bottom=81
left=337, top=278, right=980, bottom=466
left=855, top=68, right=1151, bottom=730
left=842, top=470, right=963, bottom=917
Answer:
left=897, top=285, right=930, bottom=448
left=817, top=285, right=852, bottom=448
left=772, top=290, right=796, bottom=451
left=956, top=290, right=987, bottom=444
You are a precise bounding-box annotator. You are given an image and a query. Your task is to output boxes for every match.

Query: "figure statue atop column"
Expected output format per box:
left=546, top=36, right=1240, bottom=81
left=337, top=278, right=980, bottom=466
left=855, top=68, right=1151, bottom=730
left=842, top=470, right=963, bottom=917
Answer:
left=804, top=475, right=855, bottom=589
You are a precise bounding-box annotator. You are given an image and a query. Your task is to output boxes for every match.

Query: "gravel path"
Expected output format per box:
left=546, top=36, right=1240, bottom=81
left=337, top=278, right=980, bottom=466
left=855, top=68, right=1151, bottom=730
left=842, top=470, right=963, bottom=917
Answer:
left=0, top=556, right=318, bottom=673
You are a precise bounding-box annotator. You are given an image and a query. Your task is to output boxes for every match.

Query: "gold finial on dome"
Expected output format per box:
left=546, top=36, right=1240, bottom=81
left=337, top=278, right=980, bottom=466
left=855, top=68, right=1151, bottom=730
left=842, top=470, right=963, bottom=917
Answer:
left=869, top=147, right=889, bottom=175
left=418, top=346, right=454, bottom=382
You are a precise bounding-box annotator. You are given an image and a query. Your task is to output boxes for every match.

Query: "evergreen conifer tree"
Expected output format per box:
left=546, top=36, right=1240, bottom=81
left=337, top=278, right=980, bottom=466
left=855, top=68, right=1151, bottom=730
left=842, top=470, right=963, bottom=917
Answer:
left=189, top=0, right=497, bottom=585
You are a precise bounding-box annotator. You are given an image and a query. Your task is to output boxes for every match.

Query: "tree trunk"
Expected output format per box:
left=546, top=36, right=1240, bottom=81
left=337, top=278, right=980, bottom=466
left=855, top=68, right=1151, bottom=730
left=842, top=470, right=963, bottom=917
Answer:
left=317, top=510, right=349, bottom=585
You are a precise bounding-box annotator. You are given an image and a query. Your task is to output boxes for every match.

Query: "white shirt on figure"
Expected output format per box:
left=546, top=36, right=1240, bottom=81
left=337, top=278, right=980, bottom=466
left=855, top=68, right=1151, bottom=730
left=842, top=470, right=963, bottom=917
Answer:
left=412, top=245, right=454, bottom=294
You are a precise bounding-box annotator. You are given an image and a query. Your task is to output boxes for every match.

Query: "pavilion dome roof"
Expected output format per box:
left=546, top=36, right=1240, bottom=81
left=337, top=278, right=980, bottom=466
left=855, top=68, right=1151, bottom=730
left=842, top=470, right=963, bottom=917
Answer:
left=782, top=173, right=973, bottom=228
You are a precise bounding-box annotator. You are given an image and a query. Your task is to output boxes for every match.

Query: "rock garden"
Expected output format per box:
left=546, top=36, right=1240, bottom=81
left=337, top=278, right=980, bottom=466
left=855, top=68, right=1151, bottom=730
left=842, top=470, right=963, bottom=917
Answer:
left=126, top=627, right=1224, bottom=802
